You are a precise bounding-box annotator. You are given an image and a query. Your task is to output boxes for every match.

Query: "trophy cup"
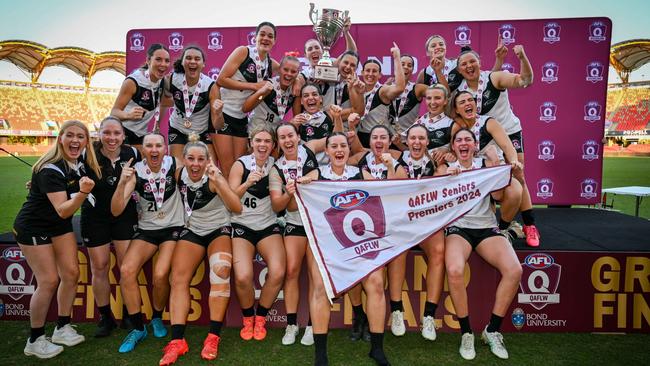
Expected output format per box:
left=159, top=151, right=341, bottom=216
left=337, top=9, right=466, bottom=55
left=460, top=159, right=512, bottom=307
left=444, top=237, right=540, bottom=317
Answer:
left=309, top=3, right=349, bottom=82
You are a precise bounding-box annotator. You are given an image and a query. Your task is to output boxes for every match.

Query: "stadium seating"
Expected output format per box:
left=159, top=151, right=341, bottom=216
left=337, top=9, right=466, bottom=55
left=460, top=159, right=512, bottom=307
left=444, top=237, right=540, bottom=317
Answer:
left=607, top=86, right=650, bottom=131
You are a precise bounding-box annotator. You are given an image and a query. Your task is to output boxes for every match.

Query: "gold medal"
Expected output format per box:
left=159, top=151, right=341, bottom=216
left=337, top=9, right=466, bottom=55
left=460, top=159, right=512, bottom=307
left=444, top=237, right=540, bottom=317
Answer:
left=183, top=118, right=192, bottom=129
left=157, top=211, right=166, bottom=219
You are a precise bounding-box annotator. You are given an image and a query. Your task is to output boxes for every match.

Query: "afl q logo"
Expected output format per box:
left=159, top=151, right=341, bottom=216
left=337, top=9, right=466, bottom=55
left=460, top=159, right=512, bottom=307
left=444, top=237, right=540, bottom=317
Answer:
left=454, top=25, right=472, bottom=46
left=589, top=21, right=607, bottom=43
left=586, top=62, right=604, bottom=83
left=324, top=190, right=386, bottom=260
left=580, top=178, right=598, bottom=199
left=168, top=32, right=184, bottom=52
left=537, top=140, right=555, bottom=161
left=0, top=247, right=36, bottom=301
left=498, top=24, right=516, bottom=45
left=130, top=32, right=145, bottom=52
left=536, top=178, right=554, bottom=199
left=539, top=102, right=557, bottom=123
left=541, top=62, right=559, bottom=84
left=543, top=22, right=561, bottom=44
left=518, top=253, right=561, bottom=310
left=501, top=63, right=515, bottom=74
left=583, top=101, right=602, bottom=122
left=208, top=31, right=223, bottom=51
left=582, top=140, right=600, bottom=161
left=247, top=31, right=257, bottom=46
left=208, top=67, right=221, bottom=81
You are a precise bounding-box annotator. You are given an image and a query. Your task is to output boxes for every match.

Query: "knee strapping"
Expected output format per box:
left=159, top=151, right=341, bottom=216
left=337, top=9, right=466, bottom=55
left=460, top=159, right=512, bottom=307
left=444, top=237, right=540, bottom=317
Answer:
left=209, top=252, right=232, bottom=297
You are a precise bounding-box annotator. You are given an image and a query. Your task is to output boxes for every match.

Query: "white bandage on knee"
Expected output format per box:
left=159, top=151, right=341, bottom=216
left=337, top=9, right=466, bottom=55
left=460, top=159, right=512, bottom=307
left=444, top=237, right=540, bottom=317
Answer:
left=208, top=252, right=232, bottom=298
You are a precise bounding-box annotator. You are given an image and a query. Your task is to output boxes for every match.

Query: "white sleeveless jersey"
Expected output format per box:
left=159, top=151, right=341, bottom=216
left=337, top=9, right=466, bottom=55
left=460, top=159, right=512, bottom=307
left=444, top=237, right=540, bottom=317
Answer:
left=230, top=154, right=276, bottom=229
left=134, top=156, right=184, bottom=230
left=169, top=73, right=214, bottom=134
left=122, top=69, right=163, bottom=137
left=220, top=46, right=271, bottom=119
left=447, top=158, right=497, bottom=229
left=178, top=169, right=230, bottom=236
left=359, top=87, right=391, bottom=133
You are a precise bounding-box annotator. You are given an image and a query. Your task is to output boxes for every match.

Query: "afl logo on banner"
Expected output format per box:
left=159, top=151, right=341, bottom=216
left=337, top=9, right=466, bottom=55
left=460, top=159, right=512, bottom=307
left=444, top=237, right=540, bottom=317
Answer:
left=501, top=63, right=515, bottom=74
left=536, top=178, right=554, bottom=199
left=0, top=247, right=36, bottom=301
left=247, top=31, right=256, bottom=46
left=208, top=67, right=221, bottom=81
left=588, top=21, right=607, bottom=43
left=518, top=253, right=561, bottom=310
left=2, top=247, right=25, bottom=262
left=580, top=179, right=598, bottom=199
left=541, top=62, right=559, bottom=84
left=586, top=62, right=604, bottom=83
left=539, top=102, right=557, bottom=123
left=168, top=32, right=184, bottom=52
left=130, top=32, right=145, bottom=52
left=543, top=22, right=561, bottom=44
left=582, top=140, right=600, bottom=161
left=454, top=25, right=472, bottom=46
left=583, top=101, right=602, bottom=122
left=498, top=24, right=516, bottom=45
left=207, top=32, right=223, bottom=51
left=537, top=140, right=555, bottom=161
left=324, top=191, right=387, bottom=260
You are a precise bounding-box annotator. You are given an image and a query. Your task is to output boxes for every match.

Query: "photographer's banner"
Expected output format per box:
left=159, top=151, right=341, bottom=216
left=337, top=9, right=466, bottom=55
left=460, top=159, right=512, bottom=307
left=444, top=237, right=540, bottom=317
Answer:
left=295, top=165, right=511, bottom=300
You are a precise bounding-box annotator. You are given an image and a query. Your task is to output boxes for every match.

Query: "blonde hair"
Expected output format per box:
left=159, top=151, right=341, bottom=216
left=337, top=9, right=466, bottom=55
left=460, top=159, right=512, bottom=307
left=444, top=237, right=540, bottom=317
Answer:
left=183, top=133, right=209, bottom=157
left=249, top=124, right=276, bottom=144
left=33, top=120, right=102, bottom=179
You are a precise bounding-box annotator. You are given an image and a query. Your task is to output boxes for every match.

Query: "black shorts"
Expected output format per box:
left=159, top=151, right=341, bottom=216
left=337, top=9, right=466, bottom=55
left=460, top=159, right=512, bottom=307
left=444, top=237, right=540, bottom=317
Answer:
left=445, top=226, right=504, bottom=250
left=13, top=224, right=73, bottom=246
left=284, top=223, right=306, bottom=237
left=168, top=126, right=212, bottom=146
left=81, top=216, right=138, bottom=248
left=123, top=128, right=144, bottom=146
left=217, top=113, right=249, bottom=138
left=357, top=131, right=370, bottom=148
left=132, top=226, right=182, bottom=246
left=508, top=131, right=524, bottom=153
left=178, top=226, right=232, bottom=247
left=231, top=223, right=281, bottom=245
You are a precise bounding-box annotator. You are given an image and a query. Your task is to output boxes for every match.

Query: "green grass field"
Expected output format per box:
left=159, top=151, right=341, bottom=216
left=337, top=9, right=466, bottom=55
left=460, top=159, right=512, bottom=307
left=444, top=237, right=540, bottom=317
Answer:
left=0, top=156, right=648, bottom=232
left=0, top=321, right=648, bottom=365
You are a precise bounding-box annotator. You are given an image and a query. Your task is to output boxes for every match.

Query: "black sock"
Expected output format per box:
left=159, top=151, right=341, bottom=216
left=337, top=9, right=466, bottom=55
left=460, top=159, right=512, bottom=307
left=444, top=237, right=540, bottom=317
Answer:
left=256, top=305, right=269, bottom=317
left=458, top=316, right=472, bottom=335
left=423, top=301, right=438, bottom=318
left=30, top=327, right=45, bottom=343
left=152, top=309, right=163, bottom=320
left=487, top=313, right=503, bottom=333
left=209, top=321, right=223, bottom=336
left=122, top=304, right=128, bottom=319
left=308, top=318, right=312, bottom=326
left=498, top=218, right=510, bottom=231
left=369, top=332, right=384, bottom=352
left=98, top=305, right=113, bottom=319
left=389, top=300, right=403, bottom=312
left=521, top=209, right=535, bottom=226
left=56, top=316, right=71, bottom=329
left=129, top=312, right=144, bottom=331
left=314, top=333, right=328, bottom=364
left=242, top=306, right=255, bottom=317
left=171, top=324, right=186, bottom=340
left=352, top=304, right=366, bottom=319
left=286, top=313, right=297, bottom=326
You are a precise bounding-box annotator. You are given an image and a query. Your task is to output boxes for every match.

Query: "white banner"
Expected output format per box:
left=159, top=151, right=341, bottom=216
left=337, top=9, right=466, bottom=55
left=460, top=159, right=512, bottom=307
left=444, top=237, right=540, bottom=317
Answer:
left=295, top=165, right=512, bottom=300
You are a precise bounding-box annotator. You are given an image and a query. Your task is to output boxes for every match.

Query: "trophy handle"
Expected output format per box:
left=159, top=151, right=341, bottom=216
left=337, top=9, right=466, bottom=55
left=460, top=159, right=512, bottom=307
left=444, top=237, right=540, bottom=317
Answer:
left=309, top=3, right=317, bottom=25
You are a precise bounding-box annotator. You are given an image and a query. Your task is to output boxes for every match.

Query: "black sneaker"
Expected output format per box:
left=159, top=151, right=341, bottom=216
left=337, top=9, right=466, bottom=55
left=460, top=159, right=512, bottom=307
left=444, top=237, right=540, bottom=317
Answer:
left=95, top=315, right=117, bottom=338
left=369, top=348, right=391, bottom=366
left=361, top=319, right=371, bottom=342
left=350, top=315, right=370, bottom=341
left=120, top=316, right=133, bottom=331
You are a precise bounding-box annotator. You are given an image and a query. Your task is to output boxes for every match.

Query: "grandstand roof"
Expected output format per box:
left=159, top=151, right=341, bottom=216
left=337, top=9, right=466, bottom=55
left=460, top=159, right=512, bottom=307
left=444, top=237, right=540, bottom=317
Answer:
left=0, top=40, right=125, bottom=85
left=610, top=39, right=650, bottom=84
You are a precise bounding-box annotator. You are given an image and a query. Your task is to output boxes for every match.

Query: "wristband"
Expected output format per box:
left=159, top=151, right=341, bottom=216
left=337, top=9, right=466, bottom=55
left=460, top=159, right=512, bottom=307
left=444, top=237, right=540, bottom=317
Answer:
left=80, top=190, right=90, bottom=195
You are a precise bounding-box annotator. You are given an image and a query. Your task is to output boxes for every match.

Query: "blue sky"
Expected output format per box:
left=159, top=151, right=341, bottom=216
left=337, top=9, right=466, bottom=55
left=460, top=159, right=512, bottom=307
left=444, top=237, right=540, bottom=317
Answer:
left=1, top=0, right=648, bottom=86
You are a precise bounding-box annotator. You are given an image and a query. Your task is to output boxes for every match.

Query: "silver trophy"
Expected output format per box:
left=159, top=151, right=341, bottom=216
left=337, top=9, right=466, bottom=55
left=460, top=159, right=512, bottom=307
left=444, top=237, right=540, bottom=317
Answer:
left=309, top=3, right=349, bottom=81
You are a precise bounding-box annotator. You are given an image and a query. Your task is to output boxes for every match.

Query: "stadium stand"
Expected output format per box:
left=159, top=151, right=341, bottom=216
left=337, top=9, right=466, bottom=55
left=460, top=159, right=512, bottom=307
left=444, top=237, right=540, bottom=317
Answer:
left=606, top=85, right=650, bottom=131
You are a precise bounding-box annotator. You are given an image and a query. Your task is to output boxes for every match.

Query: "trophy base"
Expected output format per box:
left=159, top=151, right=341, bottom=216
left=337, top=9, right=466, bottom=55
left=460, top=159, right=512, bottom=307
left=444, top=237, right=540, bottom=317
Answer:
left=314, top=64, right=339, bottom=82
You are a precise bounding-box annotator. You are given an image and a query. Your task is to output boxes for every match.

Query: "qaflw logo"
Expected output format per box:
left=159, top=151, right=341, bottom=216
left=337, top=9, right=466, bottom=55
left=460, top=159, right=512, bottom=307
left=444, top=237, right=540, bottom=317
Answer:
left=499, top=24, right=516, bottom=45
left=539, top=102, right=557, bottom=122
left=580, top=179, right=598, bottom=199
left=582, top=140, right=600, bottom=161
left=541, top=62, right=559, bottom=84
left=588, top=21, right=607, bottom=43
left=129, top=32, right=145, bottom=52
left=538, top=141, right=555, bottom=161
left=454, top=25, right=472, bottom=46
left=584, top=101, right=602, bottom=122
left=536, top=178, right=554, bottom=199
left=586, top=62, right=604, bottom=83
left=543, top=22, right=561, bottom=44
left=501, top=63, right=515, bottom=73
left=168, top=32, right=184, bottom=52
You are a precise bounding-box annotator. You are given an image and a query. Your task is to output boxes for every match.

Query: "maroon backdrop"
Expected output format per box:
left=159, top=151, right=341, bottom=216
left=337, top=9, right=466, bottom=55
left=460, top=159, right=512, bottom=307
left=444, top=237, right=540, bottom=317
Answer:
left=125, top=17, right=610, bottom=205
left=2, top=245, right=648, bottom=333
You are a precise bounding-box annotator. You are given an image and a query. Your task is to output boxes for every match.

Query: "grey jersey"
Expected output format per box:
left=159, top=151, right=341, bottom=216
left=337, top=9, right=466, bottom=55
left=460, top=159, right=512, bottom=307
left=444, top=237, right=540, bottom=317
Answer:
left=230, top=154, right=276, bottom=230
left=178, top=168, right=230, bottom=236
left=134, top=156, right=184, bottom=230
left=169, top=73, right=214, bottom=134
left=447, top=158, right=497, bottom=229
left=122, top=69, right=163, bottom=137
